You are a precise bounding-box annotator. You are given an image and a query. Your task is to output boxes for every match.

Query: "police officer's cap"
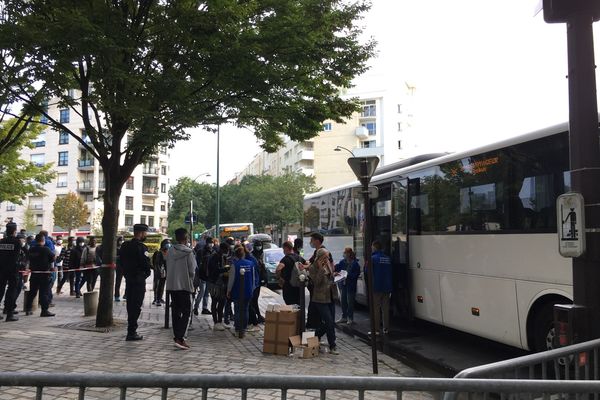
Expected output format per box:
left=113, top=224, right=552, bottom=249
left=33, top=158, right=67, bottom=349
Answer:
left=133, top=223, right=149, bottom=232
left=5, top=222, right=17, bottom=233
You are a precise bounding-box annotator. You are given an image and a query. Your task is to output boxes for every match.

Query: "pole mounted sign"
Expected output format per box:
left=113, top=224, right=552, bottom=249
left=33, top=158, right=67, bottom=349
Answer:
left=557, top=193, right=586, bottom=258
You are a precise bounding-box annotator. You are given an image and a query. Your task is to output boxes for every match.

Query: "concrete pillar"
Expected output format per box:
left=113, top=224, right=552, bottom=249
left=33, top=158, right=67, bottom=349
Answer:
left=83, top=291, right=98, bottom=316
left=23, top=290, right=38, bottom=312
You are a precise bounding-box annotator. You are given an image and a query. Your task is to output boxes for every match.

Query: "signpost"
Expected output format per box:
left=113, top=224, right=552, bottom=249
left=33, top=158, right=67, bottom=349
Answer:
left=543, top=0, right=600, bottom=343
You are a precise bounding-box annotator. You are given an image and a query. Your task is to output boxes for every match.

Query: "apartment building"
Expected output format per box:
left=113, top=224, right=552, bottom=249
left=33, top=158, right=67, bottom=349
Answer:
left=234, top=81, right=417, bottom=190
left=0, top=99, right=170, bottom=236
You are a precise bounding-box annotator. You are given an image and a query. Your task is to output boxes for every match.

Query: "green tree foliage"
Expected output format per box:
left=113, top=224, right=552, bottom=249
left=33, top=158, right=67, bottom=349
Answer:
left=22, top=205, right=36, bottom=233
left=169, top=172, right=319, bottom=235
left=0, top=0, right=373, bottom=327
left=0, top=118, right=54, bottom=204
left=53, top=192, right=90, bottom=235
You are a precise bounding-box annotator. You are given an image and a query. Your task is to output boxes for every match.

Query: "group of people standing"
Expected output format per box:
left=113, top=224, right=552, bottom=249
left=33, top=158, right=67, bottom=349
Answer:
left=0, top=222, right=120, bottom=321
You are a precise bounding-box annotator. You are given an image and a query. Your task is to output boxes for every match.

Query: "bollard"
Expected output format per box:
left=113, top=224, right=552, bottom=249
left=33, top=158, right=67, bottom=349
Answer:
left=299, top=273, right=306, bottom=334
left=83, top=291, right=98, bottom=316
left=23, top=290, right=39, bottom=312
left=239, top=268, right=245, bottom=339
left=164, top=291, right=170, bottom=329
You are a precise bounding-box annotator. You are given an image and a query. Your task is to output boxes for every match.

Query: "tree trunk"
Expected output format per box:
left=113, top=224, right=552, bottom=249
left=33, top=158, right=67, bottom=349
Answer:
left=95, top=180, right=120, bottom=327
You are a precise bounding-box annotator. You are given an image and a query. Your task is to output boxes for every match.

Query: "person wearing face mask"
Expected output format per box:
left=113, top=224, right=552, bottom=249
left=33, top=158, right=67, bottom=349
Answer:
left=192, top=237, right=214, bottom=316
left=248, top=240, right=266, bottom=326
left=71, top=237, right=86, bottom=298
left=334, top=247, right=360, bottom=325
left=120, top=223, right=152, bottom=341
left=0, top=222, right=22, bottom=321
left=57, top=237, right=75, bottom=296
left=53, top=236, right=64, bottom=294
left=114, top=236, right=125, bottom=302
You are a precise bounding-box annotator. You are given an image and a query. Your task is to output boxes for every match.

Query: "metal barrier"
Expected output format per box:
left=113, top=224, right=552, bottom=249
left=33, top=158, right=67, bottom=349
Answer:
left=443, top=338, right=600, bottom=400
left=2, top=373, right=600, bottom=400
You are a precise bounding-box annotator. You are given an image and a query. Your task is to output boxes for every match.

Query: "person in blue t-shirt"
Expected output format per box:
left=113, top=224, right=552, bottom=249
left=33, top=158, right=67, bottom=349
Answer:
left=227, top=246, right=256, bottom=335
left=365, top=240, right=392, bottom=335
left=334, top=247, right=361, bottom=325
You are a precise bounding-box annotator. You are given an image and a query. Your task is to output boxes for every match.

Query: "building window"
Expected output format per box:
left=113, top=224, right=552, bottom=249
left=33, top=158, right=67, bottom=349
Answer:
left=59, top=108, right=70, bottom=123
left=33, top=133, right=46, bottom=147
left=59, top=131, right=69, bottom=144
left=161, top=183, right=166, bottom=193
left=35, top=214, right=43, bottom=226
left=58, top=151, right=69, bottom=166
left=57, top=173, right=68, bottom=188
left=148, top=216, right=154, bottom=227
left=161, top=165, right=167, bottom=175
left=126, top=176, right=134, bottom=190
left=125, top=196, right=133, bottom=210
left=40, top=100, right=49, bottom=124
left=68, top=89, right=76, bottom=99
left=397, top=104, right=403, bottom=114
left=30, top=154, right=45, bottom=167
left=125, top=214, right=133, bottom=226
left=361, top=100, right=376, bottom=117
left=398, top=140, right=402, bottom=150
left=398, top=122, right=403, bottom=132
left=140, top=215, right=146, bottom=225
left=6, top=203, right=16, bottom=211
left=160, top=201, right=166, bottom=212
left=361, top=140, right=376, bottom=148
left=142, top=205, right=154, bottom=212
left=323, top=122, right=332, bottom=132
left=361, top=121, right=376, bottom=136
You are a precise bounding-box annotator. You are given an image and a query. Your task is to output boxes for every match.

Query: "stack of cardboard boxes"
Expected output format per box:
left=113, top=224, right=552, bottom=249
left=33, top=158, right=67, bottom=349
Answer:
left=262, top=304, right=319, bottom=359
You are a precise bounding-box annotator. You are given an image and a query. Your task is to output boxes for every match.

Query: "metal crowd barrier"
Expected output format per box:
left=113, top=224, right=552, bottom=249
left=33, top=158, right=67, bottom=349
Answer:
left=1, top=373, right=600, bottom=400
left=443, top=338, right=600, bottom=400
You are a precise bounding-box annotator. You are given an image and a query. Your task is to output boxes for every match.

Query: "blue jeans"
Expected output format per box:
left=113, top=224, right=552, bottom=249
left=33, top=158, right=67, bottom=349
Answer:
left=75, top=271, right=86, bottom=294
left=234, top=300, right=249, bottom=332
left=193, top=280, right=210, bottom=311
left=340, top=285, right=356, bottom=320
left=314, top=302, right=336, bottom=349
left=48, top=271, right=57, bottom=303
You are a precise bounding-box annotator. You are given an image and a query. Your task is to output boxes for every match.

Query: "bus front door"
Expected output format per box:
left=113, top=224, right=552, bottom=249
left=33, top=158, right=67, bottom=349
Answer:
left=391, top=180, right=411, bottom=319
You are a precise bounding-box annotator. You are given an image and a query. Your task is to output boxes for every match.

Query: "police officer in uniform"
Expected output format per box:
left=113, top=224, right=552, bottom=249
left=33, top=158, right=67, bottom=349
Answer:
left=120, top=224, right=152, bottom=341
left=0, top=222, right=22, bottom=321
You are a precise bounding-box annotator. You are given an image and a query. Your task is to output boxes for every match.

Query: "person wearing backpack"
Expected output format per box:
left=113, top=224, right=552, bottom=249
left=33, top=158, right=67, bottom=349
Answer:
left=334, top=247, right=360, bottom=325
left=276, top=241, right=306, bottom=305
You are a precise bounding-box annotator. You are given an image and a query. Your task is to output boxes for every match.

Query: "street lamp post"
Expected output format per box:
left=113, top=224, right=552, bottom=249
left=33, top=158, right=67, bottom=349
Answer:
left=216, top=124, right=221, bottom=241
left=347, top=156, right=380, bottom=374
left=187, top=172, right=210, bottom=247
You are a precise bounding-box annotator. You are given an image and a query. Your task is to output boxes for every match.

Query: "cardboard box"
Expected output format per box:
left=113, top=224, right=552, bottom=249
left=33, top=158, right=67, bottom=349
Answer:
left=263, top=310, right=300, bottom=355
left=289, top=335, right=320, bottom=359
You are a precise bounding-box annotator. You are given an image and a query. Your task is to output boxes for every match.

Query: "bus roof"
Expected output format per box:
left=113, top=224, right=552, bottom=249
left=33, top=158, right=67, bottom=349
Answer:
left=305, top=120, right=569, bottom=200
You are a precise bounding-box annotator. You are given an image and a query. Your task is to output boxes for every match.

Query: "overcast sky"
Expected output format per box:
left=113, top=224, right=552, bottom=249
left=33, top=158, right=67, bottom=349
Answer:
left=170, top=0, right=600, bottom=184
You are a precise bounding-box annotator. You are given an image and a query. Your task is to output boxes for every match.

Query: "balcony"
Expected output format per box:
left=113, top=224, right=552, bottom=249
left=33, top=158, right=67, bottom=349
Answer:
left=297, top=150, right=314, bottom=161
left=77, top=181, right=93, bottom=192
left=78, top=159, right=94, bottom=170
left=352, top=146, right=384, bottom=158
left=56, top=182, right=68, bottom=188
left=142, top=186, right=159, bottom=196
left=29, top=204, right=43, bottom=210
left=142, top=166, right=159, bottom=176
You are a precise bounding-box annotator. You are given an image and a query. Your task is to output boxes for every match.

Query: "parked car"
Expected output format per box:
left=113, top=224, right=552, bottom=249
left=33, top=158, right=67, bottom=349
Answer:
left=247, top=233, right=279, bottom=249
left=263, top=247, right=284, bottom=289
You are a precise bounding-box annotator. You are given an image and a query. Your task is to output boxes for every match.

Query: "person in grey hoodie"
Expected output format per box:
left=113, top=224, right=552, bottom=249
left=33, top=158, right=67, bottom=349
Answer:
left=166, top=228, right=196, bottom=350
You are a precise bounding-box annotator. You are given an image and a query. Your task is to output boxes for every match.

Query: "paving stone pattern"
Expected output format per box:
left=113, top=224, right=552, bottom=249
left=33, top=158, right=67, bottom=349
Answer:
left=0, top=277, right=431, bottom=400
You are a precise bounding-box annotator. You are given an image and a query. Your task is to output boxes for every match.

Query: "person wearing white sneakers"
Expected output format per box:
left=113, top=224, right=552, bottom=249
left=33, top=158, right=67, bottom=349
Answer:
left=165, top=228, right=196, bottom=350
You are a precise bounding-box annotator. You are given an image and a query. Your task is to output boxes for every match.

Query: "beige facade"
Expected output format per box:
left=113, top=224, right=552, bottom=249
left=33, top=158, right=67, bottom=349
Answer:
left=234, top=82, right=417, bottom=191
left=0, top=97, right=170, bottom=236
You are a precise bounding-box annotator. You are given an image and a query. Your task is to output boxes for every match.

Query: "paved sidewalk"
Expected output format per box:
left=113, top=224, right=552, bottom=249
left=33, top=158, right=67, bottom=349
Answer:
left=0, top=278, right=428, bottom=400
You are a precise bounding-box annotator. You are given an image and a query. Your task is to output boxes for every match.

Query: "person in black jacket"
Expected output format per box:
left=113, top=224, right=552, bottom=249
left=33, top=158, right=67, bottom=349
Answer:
left=25, top=234, right=56, bottom=317
left=120, top=224, right=152, bottom=341
left=71, top=237, right=85, bottom=298
left=207, top=242, right=230, bottom=330
left=193, top=237, right=214, bottom=316
left=0, top=222, right=22, bottom=321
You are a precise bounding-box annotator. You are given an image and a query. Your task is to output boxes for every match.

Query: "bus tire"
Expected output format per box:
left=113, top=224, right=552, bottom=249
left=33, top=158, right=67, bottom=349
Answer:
left=532, top=303, right=555, bottom=353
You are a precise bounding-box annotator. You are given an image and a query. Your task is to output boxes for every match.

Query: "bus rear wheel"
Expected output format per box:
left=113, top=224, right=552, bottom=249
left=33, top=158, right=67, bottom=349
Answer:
left=532, top=303, right=555, bottom=353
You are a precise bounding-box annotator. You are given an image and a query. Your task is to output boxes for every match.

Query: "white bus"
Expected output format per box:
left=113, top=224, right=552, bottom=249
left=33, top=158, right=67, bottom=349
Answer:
left=303, top=122, right=572, bottom=352
left=202, top=223, right=254, bottom=242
